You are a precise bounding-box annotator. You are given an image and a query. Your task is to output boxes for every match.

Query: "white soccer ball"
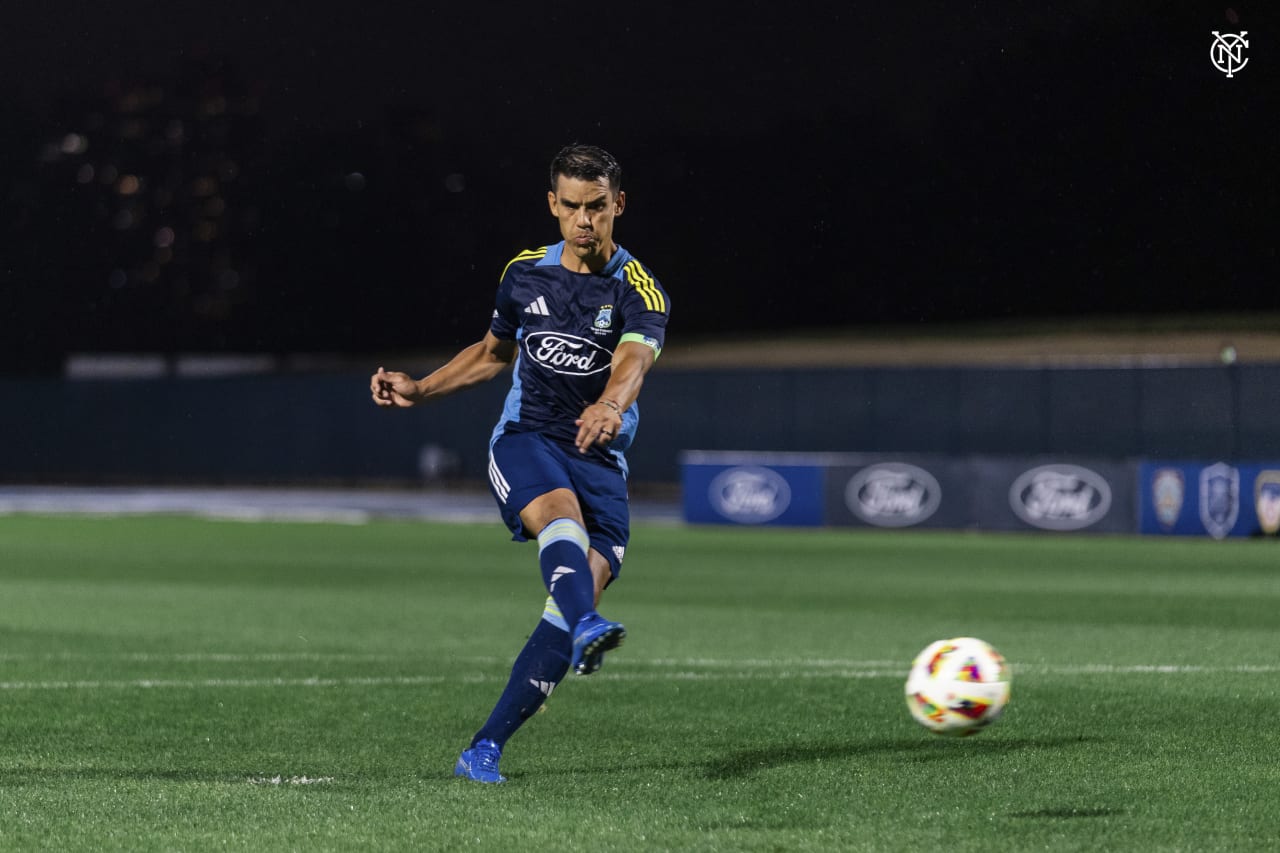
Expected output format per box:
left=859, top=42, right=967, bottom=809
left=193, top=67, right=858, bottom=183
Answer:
left=905, top=637, right=1010, bottom=736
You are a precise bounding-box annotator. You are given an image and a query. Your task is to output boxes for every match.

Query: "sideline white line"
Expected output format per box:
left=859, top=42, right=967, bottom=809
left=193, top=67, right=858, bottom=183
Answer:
left=0, top=653, right=904, bottom=666
left=0, top=663, right=1275, bottom=691
left=639, top=658, right=905, bottom=668
left=0, top=486, right=681, bottom=525
left=0, top=652, right=397, bottom=663
left=1041, top=664, right=1280, bottom=674
left=0, top=675, right=453, bottom=691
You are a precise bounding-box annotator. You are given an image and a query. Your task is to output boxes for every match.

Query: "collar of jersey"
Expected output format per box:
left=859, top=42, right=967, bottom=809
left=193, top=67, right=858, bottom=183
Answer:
left=536, top=241, right=632, bottom=278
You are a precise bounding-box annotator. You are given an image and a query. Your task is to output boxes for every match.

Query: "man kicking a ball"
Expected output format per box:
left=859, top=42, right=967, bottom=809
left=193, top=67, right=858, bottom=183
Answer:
left=371, top=144, right=670, bottom=783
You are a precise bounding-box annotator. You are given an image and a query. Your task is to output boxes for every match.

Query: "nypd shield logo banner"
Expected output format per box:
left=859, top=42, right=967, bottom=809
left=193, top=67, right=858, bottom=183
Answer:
left=1254, top=472, right=1280, bottom=536
left=1199, top=463, right=1240, bottom=540
left=1151, top=468, right=1185, bottom=531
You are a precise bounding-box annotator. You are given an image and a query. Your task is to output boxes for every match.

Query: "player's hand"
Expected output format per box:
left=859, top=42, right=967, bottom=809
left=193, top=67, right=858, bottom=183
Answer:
left=574, top=402, right=622, bottom=453
left=370, top=367, right=421, bottom=408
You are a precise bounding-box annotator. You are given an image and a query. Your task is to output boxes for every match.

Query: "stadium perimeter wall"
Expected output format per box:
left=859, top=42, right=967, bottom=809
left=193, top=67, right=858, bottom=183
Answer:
left=2, top=362, right=1278, bottom=487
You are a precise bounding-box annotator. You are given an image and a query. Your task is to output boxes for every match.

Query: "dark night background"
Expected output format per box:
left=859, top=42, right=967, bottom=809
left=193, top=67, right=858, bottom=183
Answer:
left=1, top=2, right=1275, bottom=373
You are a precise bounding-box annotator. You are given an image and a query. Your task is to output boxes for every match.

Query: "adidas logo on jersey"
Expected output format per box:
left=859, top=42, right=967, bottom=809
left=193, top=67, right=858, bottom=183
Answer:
left=524, top=296, right=550, bottom=316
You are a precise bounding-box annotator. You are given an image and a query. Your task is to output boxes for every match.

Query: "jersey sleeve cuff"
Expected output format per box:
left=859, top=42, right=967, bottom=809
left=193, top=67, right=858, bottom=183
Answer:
left=619, top=332, right=662, bottom=360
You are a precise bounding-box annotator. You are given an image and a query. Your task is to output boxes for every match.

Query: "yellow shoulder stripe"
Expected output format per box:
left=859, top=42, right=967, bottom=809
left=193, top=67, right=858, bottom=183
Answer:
left=500, top=247, right=548, bottom=282
left=624, top=260, right=666, bottom=313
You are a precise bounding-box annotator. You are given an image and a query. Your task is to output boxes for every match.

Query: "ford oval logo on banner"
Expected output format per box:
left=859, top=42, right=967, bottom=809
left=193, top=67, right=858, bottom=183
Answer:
left=845, top=463, right=942, bottom=527
left=708, top=466, right=792, bottom=523
left=1009, top=464, right=1112, bottom=531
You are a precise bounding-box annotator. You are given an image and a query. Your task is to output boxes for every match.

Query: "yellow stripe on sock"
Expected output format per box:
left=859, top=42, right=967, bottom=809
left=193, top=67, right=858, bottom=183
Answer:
left=537, top=518, right=589, bottom=554
left=541, top=596, right=569, bottom=631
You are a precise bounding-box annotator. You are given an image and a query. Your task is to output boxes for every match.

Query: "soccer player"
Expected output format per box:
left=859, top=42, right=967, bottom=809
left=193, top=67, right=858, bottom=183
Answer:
left=370, top=144, right=670, bottom=783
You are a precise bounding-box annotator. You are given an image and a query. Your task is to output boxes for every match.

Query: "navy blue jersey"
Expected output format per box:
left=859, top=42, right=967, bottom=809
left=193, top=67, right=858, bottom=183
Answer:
left=488, top=241, right=670, bottom=473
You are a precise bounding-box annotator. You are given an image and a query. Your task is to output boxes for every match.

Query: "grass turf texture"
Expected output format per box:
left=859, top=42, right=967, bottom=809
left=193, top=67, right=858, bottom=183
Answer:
left=0, top=515, right=1277, bottom=851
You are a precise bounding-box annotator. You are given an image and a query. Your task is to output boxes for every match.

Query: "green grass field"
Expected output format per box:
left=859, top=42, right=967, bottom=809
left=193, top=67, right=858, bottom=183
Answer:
left=0, top=514, right=1277, bottom=851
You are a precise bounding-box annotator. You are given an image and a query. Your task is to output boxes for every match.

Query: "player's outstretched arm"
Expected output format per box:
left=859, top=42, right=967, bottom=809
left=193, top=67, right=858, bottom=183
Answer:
left=371, top=331, right=516, bottom=409
left=574, top=340, right=657, bottom=452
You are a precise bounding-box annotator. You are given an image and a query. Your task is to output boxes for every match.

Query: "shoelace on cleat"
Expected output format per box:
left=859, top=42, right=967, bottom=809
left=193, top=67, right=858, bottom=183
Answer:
left=472, top=747, right=501, bottom=772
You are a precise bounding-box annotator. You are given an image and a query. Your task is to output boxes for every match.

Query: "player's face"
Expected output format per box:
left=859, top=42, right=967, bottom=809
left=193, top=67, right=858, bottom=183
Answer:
left=548, top=176, right=625, bottom=270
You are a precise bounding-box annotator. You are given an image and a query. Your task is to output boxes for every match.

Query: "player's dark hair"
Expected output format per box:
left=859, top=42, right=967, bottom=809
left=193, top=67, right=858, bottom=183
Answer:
left=550, top=144, right=622, bottom=193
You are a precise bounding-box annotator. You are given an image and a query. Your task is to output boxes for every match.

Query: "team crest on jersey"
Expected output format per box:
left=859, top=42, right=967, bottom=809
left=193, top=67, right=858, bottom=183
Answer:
left=593, top=305, right=614, bottom=332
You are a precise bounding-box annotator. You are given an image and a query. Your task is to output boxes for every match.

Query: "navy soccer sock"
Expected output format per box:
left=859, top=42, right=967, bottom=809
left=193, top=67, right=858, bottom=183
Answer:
left=472, top=612, right=572, bottom=748
left=536, top=518, right=596, bottom=628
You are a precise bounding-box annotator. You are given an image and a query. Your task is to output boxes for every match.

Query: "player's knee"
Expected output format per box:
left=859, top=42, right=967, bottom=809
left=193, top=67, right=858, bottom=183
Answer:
left=521, top=488, right=584, bottom=534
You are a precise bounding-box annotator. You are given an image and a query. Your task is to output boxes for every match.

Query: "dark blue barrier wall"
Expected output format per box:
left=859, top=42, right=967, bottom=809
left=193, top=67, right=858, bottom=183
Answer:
left=3, top=363, right=1278, bottom=485
left=682, top=451, right=1136, bottom=534
left=0, top=374, right=507, bottom=484
left=635, top=363, right=1280, bottom=481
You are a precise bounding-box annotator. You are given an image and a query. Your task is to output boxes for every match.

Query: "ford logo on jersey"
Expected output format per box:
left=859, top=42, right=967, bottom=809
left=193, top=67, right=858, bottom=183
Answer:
left=524, top=332, right=612, bottom=376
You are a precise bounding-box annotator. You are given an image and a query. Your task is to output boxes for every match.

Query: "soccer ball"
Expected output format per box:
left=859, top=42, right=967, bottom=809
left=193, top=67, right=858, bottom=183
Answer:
left=905, top=637, right=1010, bottom=736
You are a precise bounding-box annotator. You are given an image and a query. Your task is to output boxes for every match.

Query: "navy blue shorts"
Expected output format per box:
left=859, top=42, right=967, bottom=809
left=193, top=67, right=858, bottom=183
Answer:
left=487, top=431, right=630, bottom=579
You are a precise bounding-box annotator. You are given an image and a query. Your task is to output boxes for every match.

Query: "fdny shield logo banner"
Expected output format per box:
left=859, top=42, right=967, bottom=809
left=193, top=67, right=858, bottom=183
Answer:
left=1151, top=468, right=1185, bottom=531
left=1254, top=472, right=1280, bottom=536
left=1199, top=463, right=1239, bottom=540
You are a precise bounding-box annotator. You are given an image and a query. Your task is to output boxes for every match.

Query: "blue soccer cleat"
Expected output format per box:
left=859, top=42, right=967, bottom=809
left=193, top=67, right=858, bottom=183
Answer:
left=454, top=739, right=507, bottom=783
left=572, top=613, right=626, bottom=675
